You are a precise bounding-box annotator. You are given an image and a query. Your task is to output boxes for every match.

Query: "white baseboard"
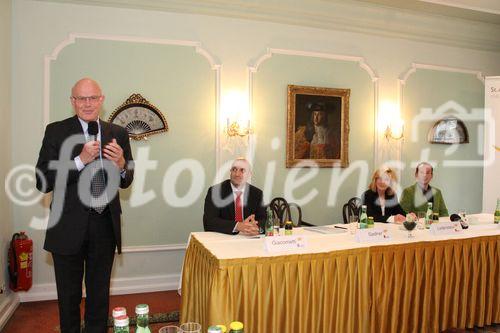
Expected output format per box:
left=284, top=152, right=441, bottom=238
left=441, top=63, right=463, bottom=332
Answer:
left=17, top=282, right=55, bottom=302
left=18, top=273, right=181, bottom=303
left=0, top=293, right=20, bottom=331
left=110, top=273, right=181, bottom=296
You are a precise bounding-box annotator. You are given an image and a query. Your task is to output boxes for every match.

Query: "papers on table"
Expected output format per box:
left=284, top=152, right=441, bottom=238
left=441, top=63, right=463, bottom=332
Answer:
left=467, top=213, right=493, bottom=225
left=304, top=225, right=347, bottom=234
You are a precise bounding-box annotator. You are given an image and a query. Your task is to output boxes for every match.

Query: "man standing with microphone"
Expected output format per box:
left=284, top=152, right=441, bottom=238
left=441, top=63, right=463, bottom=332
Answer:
left=35, top=78, right=134, bottom=333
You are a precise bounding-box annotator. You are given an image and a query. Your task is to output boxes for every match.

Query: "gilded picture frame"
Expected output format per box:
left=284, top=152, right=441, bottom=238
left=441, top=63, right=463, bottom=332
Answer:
left=286, top=85, right=350, bottom=168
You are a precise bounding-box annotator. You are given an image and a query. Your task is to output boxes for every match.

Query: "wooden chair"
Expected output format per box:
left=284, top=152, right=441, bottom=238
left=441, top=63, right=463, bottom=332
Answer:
left=289, top=202, right=315, bottom=227
left=269, top=197, right=315, bottom=227
left=269, top=197, right=289, bottom=227
left=342, top=197, right=361, bottom=224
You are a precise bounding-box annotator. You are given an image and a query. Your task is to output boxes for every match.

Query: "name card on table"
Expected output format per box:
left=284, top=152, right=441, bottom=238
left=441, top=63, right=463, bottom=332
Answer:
left=355, top=227, right=391, bottom=243
left=430, top=222, right=462, bottom=235
left=264, top=235, right=308, bottom=253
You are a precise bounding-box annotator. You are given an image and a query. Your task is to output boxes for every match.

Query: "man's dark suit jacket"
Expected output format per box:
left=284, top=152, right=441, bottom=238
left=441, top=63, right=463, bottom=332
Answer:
left=361, top=189, right=406, bottom=222
left=203, top=179, right=266, bottom=234
left=35, top=115, right=134, bottom=255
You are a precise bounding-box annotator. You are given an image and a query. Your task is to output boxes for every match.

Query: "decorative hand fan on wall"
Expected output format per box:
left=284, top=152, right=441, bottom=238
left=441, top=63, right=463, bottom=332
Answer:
left=108, top=93, right=168, bottom=141
left=427, top=116, right=468, bottom=144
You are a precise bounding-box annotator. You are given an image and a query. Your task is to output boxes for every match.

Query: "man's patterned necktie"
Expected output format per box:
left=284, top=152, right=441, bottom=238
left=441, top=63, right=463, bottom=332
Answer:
left=89, top=138, right=107, bottom=213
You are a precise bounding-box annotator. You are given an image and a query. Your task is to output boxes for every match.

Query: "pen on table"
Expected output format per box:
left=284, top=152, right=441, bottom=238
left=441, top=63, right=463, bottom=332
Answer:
left=334, top=225, right=348, bottom=229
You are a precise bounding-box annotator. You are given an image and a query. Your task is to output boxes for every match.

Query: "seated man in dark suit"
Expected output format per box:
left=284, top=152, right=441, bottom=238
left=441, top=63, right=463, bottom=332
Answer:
left=203, top=158, right=266, bottom=235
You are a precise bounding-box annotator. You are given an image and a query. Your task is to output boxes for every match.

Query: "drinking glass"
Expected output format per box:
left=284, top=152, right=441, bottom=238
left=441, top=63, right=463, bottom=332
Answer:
left=273, top=218, right=281, bottom=236
left=417, top=212, right=425, bottom=230
left=459, top=209, right=467, bottom=223
left=403, top=220, right=417, bottom=238
left=349, top=215, right=359, bottom=234
left=180, top=322, right=201, bottom=333
left=159, top=326, right=180, bottom=333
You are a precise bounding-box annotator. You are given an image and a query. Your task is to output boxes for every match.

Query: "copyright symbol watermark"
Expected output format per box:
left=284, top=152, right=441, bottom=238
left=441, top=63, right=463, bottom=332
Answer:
left=5, top=164, right=45, bottom=206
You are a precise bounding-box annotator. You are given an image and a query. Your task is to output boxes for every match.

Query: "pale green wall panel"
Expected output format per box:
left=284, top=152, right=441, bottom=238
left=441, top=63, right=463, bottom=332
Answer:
left=0, top=0, right=12, bottom=308
left=50, top=39, right=216, bottom=245
left=10, top=0, right=500, bottom=296
left=252, top=55, right=375, bottom=224
left=401, top=70, right=484, bottom=214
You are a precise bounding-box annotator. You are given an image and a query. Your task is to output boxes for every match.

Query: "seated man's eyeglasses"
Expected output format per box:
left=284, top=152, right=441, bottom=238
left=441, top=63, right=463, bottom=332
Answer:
left=230, top=167, right=247, bottom=174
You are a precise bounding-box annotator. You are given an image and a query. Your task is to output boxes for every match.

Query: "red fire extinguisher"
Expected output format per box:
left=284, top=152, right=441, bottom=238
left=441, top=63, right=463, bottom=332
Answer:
left=8, top=231, right=33, bottom=291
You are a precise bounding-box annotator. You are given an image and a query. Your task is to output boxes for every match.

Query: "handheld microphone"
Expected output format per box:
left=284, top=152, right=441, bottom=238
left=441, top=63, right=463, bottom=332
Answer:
left=450, top=213, right=469, bottom=229
left=88, top=121, right=98, bottom=141
left=87, top=121, right=102, bottom=164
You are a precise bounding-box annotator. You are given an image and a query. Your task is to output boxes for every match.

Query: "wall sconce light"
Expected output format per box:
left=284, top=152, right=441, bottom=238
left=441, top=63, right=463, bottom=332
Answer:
left=225, top=119, right=253, bottom=137
left=221, top=90, right=253, bottom=138
left=384, top=120, right=404, bottom=140
left=379, top=101, right=403, bottom=141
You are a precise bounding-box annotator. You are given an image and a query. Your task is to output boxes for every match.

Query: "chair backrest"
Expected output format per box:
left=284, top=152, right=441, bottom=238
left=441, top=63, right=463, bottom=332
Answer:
left=288, top=202, right=304, bottom=227
left=342, top=197, right=361, bottom=224
left=269, top=197, right=311, bottom=227
left=269, top=197, right=291, bottom=227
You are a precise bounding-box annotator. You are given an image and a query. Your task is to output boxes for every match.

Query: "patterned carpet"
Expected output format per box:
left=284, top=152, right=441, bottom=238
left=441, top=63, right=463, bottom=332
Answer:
left=3, top=290, right=499, bottom=332
left=2, top=290, right=181, bottom=332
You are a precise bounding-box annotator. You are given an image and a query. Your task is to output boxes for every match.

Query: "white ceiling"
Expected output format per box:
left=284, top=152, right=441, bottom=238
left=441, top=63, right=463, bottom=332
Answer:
left=419, top=0, right=500, bottom=14
left=35, top=0, right=500, bottom=51
left=356, top=0, right=500, bottom=23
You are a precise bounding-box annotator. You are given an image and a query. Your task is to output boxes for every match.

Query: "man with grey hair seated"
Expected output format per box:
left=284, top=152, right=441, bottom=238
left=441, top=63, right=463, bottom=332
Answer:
left=203, top=158, right=266, bottom=235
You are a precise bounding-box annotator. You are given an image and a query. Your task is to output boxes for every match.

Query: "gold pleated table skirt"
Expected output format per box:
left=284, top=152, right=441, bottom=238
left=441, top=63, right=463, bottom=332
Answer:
left=181, top=235, right=499, bottom=333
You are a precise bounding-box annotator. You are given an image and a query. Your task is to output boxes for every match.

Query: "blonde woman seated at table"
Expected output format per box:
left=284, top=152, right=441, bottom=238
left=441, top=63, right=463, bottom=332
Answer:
left=361, top=167, right=406, bottom=223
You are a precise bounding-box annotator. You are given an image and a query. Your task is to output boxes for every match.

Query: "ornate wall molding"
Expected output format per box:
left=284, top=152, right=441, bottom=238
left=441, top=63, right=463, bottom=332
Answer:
left=249, top=48, right=379, bottom=82
left=399, top=62, right=484, bottom=86
left=397, top=62, right=486, bottom=171
left=398, top=62, right=484, bottom=117
left=39, top=0, right=500, bottom=52
left=43, top=32, right=222, bottom=167
left=248, top=47, right=380, bottom=165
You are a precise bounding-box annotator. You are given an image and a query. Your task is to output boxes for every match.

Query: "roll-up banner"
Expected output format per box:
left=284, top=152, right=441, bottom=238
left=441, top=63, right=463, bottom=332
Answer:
left=483, top=77, right=500, bottom=213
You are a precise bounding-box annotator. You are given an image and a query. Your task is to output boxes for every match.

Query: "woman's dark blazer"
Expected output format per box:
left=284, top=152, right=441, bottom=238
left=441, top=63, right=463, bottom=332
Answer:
left=361, top=189, right=406, bottom=222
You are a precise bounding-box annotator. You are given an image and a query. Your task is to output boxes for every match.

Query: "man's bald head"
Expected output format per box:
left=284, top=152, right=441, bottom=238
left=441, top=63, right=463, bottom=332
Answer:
left=71, top=78, right=102, bottom=96
left=70, top=78, right=105, bottom=122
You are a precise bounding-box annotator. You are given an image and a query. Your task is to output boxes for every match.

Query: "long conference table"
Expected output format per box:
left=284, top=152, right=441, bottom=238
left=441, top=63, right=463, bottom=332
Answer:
left=180, top=215, right=500, bottom=332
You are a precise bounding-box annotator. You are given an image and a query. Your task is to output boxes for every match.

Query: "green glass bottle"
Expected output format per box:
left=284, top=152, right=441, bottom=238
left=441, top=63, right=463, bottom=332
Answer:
left=494, top=198, right=500, bottom=224
left=359, top=205, right=368, bottom=229
left=367, top=216, right=374, bottom=228
left=285, top=221, right=293, bottom=235
left=135, top=304, right=151, bottom=333
left=265, top=207, right=274, bottom=236
left=425, top=202, right=433, bottom=229
left=113, top=315, right=129, bottom=333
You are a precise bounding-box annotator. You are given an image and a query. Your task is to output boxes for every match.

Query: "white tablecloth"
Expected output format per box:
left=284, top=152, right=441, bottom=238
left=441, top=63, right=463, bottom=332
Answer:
left=191, top=214, right=500, bottom=259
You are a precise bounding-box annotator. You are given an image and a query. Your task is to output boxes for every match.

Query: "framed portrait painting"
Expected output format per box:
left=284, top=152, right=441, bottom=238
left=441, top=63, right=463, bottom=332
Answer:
left=286, top=85, right=350, bottom=168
